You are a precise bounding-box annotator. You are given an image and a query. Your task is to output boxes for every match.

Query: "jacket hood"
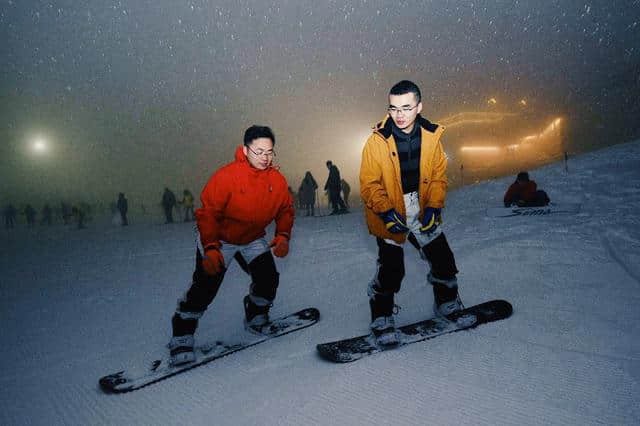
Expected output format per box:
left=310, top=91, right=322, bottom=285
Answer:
left=373, top=114, right=439, bottom=139
left=234, top=145, right=248, bottom=163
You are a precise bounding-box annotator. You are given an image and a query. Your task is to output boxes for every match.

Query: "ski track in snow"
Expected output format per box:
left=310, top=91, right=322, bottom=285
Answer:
left=2, top=140, right=640, bottom=425
left=602, top=229, right=640, bottom=286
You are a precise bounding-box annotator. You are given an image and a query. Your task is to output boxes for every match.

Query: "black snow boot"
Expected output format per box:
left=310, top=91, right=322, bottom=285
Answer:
left=243, top=295, right=271, bottom=334
left=369, top=294, right=399, bottom=346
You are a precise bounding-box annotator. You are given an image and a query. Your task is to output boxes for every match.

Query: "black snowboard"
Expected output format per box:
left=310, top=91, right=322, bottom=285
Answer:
left=316, top=300, right=512, bottom=363
left=100, top=307, right=320, bottom=393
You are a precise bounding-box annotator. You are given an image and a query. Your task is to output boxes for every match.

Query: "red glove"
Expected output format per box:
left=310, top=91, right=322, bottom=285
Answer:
left=269, top=235, right=289, bottom=258
left=202, top=247, right=225, bottom=275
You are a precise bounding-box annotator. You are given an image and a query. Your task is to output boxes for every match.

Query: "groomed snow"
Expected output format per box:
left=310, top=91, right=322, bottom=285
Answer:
left=2, top=140, right=639, bottom=425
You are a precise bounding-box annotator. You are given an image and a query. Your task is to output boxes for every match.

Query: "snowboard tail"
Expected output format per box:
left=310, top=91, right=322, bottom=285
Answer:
left=100, top=307, right=320, bottom=393
left=316, top=300, right=512, bottom=363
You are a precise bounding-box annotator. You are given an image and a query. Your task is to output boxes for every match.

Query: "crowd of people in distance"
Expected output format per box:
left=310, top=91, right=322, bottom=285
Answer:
left=2, top=187, right=198, bottom=230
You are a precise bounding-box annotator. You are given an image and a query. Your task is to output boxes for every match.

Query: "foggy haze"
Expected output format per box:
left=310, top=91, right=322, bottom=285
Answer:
left=1, top=0, right=639, bottom=208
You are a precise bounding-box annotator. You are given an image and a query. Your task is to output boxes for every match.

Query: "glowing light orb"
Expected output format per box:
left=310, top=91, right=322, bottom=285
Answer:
left=31, top=137, right=49, bottom=154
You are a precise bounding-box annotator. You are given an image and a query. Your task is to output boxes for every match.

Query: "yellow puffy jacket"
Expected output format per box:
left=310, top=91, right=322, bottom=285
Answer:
left=360, top=115, right=448, bottom=244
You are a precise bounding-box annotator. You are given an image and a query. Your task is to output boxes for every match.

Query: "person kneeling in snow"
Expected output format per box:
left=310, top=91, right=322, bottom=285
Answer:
left=168, top=125, right=295, bottom=366
left=503, top=171, right=550, bottom=207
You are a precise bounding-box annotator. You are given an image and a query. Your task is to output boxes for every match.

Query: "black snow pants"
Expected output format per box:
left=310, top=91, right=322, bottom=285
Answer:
left=172, top=248, right=280, bottom=336
left=374, top=232, right=459, bottom=295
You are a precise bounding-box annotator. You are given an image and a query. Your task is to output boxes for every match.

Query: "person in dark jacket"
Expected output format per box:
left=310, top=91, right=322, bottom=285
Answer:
left=298, top=171, right=318, bottom=216
left=117, top=193, right=129, bottom=226
left=324, top=161, right=347, bottom=214
left=503, top=171, right=550, bottom=207
left=41, top=204, right=53, bottom=225
left=162, top=188, right=177, bottom=223
left=24, top=204, right=36, bottom=226
left=61, top=202, right=72, bottom=225
left=4, top=204, right=17, bottom=228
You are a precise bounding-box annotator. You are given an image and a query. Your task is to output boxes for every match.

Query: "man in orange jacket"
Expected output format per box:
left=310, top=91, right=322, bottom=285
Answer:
left=360, top=80, right=463, bottom=346
left=168, top=125, right=295, bottom=366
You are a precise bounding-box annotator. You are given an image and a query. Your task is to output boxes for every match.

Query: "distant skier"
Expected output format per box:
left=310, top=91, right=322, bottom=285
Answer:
left=179, top=189, right=195, bottom=222
left=167, top=125, right=295, bottom=366
left=341, top=178, right=351, bottom=209
left=117, top=193, right=129, bottom=226
left=359, top=80, right=464, bottom=346
left=324, top=160, right=348, bottom=214
left=72, top=204, right=86, bottom=229
left=503, top=171, right=550, bottom=207
left=3, top=204, right=17, bottom=228
left=24, top=204, right=36, bottom=226
left=61, top=202, right=72, bottom=225
left=41, top=204, right=53, bottom=225
left=162, top=187, right=177, bottom=224
left=298, top=171, right=318, bottom=216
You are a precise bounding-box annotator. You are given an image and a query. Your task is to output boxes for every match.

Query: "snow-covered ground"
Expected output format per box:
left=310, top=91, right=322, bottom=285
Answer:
left=2, top=140, right=640, bottom=425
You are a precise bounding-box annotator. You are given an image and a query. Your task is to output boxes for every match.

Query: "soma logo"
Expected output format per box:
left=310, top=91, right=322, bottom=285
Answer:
left=508, top=208, right=553, bottom=217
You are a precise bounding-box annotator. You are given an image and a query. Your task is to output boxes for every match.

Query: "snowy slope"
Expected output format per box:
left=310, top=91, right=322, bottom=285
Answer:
left=2, top=140, right=640, bottom=425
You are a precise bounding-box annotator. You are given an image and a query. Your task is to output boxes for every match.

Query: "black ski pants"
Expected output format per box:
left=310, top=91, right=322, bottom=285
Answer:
left=176, top=249, right=280, bottom=319
left=374, top=233, right=459, bottom=295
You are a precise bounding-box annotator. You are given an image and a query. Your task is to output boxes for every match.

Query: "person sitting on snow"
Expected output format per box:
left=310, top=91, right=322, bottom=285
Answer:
left=503, top=171, right=550, bottom=207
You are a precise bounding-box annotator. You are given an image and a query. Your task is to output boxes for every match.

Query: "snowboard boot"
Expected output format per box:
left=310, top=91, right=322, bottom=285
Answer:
left=243, top=294, right=272, bottom=334
left=168, top=314, right=197, bottom=366
left=369, top=294, right=400, bottom=346
left=168, top=335, right=195, bottom=366
left=431, top=280, right=464, bottom=318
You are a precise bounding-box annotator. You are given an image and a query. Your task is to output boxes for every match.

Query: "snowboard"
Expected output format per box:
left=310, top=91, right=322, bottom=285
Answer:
left=486, top=203, right=581, bottom=218
left=99, top=307, right=320, bottom=393
left=316, top=300, right=512, bottom=363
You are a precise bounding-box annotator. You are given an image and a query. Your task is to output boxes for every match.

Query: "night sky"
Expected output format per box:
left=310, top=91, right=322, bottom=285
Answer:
left=1, top=0, right=638, bottom=207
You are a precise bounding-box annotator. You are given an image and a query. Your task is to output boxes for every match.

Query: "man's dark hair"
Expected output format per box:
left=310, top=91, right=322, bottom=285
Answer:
left=517, top=171, right=530, bottom=182
left=244, top=125, right=275, bottom=146
left=389, top=80, right=421, bottom=103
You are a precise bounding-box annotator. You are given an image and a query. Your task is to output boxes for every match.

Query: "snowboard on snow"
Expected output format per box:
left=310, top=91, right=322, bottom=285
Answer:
left=486, top=203, right=581, bottom=218
left=316, top=300, right=512, bottom=363
left=99, top=307, right=320, bottom=393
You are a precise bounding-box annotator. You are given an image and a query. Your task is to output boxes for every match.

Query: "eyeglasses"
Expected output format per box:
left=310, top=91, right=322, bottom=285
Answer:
left=388, top=105, right=419, bottom=115
left=247, top=146, right=276, bottom=158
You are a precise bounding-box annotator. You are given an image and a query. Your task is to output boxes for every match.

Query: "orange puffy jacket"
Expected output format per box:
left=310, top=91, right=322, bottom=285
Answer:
left=360, top=115, right=448, bottom=244
left=196, top=146, right=294, bottom=248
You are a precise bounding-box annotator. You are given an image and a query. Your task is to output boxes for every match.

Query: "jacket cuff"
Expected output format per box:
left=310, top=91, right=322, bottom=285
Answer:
left=275, top=232, right=290, bottom=241
left=203, top=241, right=222, bottom=251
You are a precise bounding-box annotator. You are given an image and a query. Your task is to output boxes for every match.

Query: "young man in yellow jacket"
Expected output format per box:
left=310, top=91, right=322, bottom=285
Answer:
left=359, top=80, right=463, bottom=346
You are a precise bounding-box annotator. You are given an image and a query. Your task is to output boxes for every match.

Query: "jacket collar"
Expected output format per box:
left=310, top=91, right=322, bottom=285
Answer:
left=374, top=114, right=439, bottom=139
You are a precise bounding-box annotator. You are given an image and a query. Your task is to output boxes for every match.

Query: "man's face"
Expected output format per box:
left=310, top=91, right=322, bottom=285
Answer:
left=388, top=92, right=422, bottom=133
left=243, top=137, right=275, bottom=170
